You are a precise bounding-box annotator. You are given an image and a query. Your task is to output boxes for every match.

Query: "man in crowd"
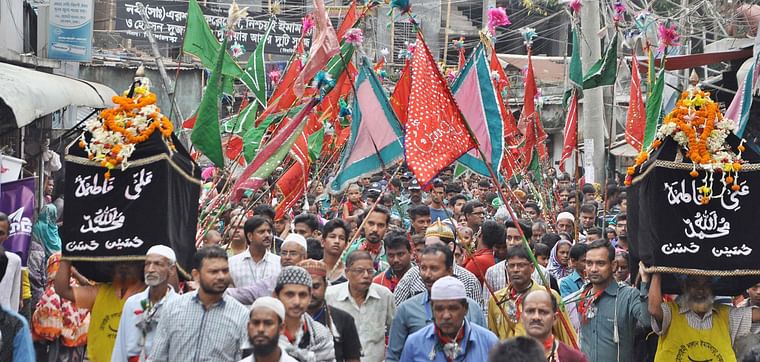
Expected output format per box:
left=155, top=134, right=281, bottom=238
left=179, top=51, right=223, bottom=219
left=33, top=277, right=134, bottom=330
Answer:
left=0, top=246, right=35, bottom=361
left=293, top=213, right=321, bottom=239
left=343, top=205, right=392, bottom=274
left=556, top=212, right=575, bottom=235
left=487, top=245, right=576, bottom=345
left=463, top=201, right=486, bottom=235
left=648, top=273, right=760, bottom=361
left=611, top=213, right=629, bottom=251
left=428, top=179, right=449, bottom=222
left=149, top=246, right=249, bottom=361
left=326, top=251, right=395, bottom=362
left=578, top=204, right=597, bottom=238
left=224, top=213, right=249, bottom=256
left=0, top=212, right=21, bottom=312
left=113, top=245, right=179, bottom=362
left=56, top=256, right=145, bottom=361
left=559, top=243, right=587, bottom=298
left=229, top=216, right=281, bottom=288
left=394, top=229, right=484, bottom=309
left=463, top=220, right=504, bottom=283
left=531, top=221, right=547, bottom=244
left=241, top=297, right=298, bottom=362
left=387, top=244, right=486, bottom=361
left=523, top=202, right=542, bottom=222
left=320, top=219, right=350, bottom=284
left=408, top=205, right=432, bottom=236
left=488, top=336, right=546, bottom=362
left=408, top=180, right=423, bottom=207
left=449, top=194, right=468, bottom=222
left=280, top=233, right=308, bottom=267
left=400, top=276, right=498, bottom=361
left=566, top=240, right=650, bottom=362
left=483, top=221, right=551, bottom=304
left=522, top=289, right=588, bottom=361
left=299, top=259, right=362, bottom=362
left=373, top=231, right=413, bottom=293
left=274, top=266, right=335, bottom=361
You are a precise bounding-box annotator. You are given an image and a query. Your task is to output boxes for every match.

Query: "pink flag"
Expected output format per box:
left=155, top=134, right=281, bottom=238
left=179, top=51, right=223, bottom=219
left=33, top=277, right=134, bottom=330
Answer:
left=559, top=91, right=578, bottom=172
left=294, top=0, right=340, bottom=97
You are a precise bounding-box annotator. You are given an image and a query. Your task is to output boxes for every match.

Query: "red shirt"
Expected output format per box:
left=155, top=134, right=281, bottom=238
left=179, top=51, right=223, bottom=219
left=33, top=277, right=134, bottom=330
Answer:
left=463, top=248, right=495, bottom=283
left=373, top=269, right=400, bottom=292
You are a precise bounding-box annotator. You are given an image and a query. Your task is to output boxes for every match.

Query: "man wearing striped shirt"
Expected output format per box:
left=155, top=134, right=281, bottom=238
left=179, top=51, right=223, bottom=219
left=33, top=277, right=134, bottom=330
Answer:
left=148, top=246, right=249, bottom=362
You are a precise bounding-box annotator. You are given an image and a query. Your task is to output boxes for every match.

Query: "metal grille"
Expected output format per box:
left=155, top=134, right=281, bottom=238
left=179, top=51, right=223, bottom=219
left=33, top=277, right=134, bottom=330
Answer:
left=392, top=21, right=415, bottom=65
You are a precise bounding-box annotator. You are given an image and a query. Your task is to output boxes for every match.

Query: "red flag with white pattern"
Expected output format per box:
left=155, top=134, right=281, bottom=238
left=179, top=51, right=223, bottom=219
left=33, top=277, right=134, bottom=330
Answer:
left=405, top=33, right=476, bottom=185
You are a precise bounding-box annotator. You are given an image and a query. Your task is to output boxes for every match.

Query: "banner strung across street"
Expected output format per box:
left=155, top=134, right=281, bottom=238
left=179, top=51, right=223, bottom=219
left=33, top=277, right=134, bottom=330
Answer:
left=62, top=132, right=201, bottom=282
left=0, top=177, right=36, bottom=266
left=116, top=0, right=307, bottom=55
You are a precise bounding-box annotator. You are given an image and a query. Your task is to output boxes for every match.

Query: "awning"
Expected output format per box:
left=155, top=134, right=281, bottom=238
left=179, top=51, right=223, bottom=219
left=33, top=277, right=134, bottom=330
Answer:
left=610, top=141, right=638, bottom=157
left=496, top=54, right=567, bottom=84
left=0, top=62, right=116, bottom=128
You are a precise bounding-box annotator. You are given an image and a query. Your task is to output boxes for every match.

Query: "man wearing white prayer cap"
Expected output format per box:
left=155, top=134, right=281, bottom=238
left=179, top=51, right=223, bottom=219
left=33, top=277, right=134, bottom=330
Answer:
left=112, top=245, right=180, bottom=362
left=400, top=276, right=499, bottom=361
left=556, top=212, right=576, bottom=235
left=240, top=297, right=298, bottom=362
left=280, top=233, right=308, bottom=267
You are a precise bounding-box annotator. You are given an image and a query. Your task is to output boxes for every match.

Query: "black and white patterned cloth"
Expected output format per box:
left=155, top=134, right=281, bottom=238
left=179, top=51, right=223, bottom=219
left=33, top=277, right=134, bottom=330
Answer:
left=393, top=265, right=484, bottom=309
left=277, top=266, right=313, bottom=289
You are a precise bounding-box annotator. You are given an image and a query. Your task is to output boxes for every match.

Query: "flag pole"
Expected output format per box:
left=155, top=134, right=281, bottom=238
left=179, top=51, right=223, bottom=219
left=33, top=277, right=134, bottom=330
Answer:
left=414, top=26, right=578, bottom=348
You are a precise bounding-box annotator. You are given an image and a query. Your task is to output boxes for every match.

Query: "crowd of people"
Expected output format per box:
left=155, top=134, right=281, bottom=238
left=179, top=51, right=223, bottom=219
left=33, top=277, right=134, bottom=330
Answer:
left=2, top=167, right=760, bottom=362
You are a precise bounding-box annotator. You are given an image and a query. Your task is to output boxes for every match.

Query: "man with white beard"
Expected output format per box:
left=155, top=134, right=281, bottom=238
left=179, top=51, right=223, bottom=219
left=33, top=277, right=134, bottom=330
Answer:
left=113, top=245, right=179, bottom=362
left=648, top=273, right=760, bottom=362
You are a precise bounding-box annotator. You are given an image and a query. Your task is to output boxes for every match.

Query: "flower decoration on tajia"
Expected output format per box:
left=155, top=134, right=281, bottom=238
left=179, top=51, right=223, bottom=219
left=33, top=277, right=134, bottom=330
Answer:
left=79, top=76, right=175, bottom=179
left=625, top=82, right=747, bottom=205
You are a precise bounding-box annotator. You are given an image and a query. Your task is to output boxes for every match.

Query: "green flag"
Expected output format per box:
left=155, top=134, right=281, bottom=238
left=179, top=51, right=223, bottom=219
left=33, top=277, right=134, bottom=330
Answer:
left=241, top=18, right=276, bottom=108
left=191, top=37, right=227, bottom=168
left=642, top=67, right=665, bottom=150
left=583, top=32, right=619, bottom=90
left=307, top=127, right=325, bottom=162
left=183, top=0, right=243, bottom=79
left=242, top=114, right=276, bottom=163
left=563, top=28, right=583, bottom=108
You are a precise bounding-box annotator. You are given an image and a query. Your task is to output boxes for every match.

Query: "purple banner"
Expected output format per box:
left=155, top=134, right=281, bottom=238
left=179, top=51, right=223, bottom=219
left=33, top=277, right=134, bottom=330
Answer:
left=0, top=177, right=35, bottom=265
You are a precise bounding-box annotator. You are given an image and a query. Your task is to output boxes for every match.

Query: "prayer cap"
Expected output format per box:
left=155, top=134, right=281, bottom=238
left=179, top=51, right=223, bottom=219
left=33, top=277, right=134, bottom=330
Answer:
left=251, top=296, right=286, bottom=321
left=283, top=233, right=308, bottom=251
left=276, top=266, right=313, bottom=288
left=146, top=245, right=176, bottom=263
left=556, top=212, right=575, bottom=223
left=431, top=276, right=467, bottom=301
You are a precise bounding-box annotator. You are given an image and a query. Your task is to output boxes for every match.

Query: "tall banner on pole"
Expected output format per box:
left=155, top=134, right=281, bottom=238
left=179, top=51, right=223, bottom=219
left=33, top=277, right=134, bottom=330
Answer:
left=0, top=178, right=36, bottom=265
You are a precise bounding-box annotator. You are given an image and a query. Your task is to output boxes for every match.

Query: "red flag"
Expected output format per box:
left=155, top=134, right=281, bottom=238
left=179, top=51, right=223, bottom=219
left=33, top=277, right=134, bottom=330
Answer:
left=225, top=135, right=246, bottom=166
left=625, top=52, right=645, bottom=150
left=406, top=33, right=476, bottom=185
left=336, top=0, right=359, bottom=39
left=182, top=112, right=197, bottom=129
left=489, top=48, right=517, bottom=138
left=458, top=47, right=466, bottom=71
left=294, top=0, right=340, bottom=97
left=275, top=133, right=311, bottom=219
left=559, top=91, right=578, bottom=172
left=516, top=49, right=547, bottom=167
left=390, top=61, right=411, bottom=125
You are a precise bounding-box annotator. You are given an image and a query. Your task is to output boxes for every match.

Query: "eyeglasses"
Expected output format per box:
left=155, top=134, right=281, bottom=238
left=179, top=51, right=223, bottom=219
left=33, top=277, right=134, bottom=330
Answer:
left=349, top=268, right=375, bottom=275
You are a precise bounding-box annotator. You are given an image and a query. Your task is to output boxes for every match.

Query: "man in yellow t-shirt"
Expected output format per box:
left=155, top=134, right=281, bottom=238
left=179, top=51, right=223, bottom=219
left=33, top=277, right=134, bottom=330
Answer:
left=55, top=259, right=145, bottom=362
left=649, top=274, right=760, bottom=362
left=488, top=245, right=576, bottom=346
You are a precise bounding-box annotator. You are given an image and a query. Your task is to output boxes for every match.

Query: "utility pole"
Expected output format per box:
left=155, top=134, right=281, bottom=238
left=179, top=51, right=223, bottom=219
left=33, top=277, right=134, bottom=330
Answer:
left=138, top=4, right=183, bottom=121
left=579, top=0, right=605, bottom=184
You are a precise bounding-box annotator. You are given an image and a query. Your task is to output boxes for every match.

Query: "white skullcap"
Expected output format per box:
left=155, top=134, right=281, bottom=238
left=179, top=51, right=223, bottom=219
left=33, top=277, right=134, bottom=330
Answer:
left=431, top=276, right=467, bottom=301
left=251, top=296, right=286, bottom=321
left=283, top=233, right=308, bottom=251
left=146, top=245, right=176, bottom=263
left=556, top=212, right=575, bottom=223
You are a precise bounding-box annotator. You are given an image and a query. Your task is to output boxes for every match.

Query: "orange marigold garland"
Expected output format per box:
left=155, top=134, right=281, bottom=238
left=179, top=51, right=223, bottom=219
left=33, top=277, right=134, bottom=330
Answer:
left=79, top=78, right=175, bottom=179
left=625, top=82, right=746, bottom=205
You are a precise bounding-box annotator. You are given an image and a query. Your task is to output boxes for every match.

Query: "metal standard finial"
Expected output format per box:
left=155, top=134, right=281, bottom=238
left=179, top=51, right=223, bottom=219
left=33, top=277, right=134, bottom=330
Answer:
left=135, top=64, right=145, bottom=78
left=689, top=70, right=699, bottom=86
